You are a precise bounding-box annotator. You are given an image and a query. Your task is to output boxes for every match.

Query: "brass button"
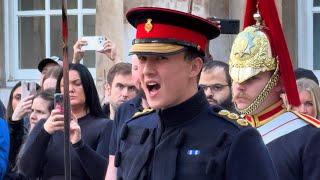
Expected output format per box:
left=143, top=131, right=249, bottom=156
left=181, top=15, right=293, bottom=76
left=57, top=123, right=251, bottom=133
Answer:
left=237, top=119, right=248, bottom=126
left=228, top=113, right=239, bottom=120
left=218, top=109, right=230, bottom=116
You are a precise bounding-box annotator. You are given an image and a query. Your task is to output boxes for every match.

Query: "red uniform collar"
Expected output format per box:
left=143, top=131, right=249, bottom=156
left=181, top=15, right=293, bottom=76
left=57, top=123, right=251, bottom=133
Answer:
left=244, top=100, right=286, bottom=128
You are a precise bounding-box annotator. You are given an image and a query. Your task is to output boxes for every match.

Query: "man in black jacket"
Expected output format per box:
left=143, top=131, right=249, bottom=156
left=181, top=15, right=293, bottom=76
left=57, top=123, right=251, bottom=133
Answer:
left=110, top=7, right=278, bottom=180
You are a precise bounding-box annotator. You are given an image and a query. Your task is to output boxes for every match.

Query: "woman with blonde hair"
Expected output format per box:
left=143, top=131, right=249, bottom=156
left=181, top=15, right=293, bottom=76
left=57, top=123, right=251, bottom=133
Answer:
left=294, top=78, right=320, bottom=119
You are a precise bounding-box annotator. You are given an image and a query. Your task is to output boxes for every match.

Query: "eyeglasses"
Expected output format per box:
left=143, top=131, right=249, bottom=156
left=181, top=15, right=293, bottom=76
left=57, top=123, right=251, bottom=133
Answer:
left=199, top=84, right=229, bottom=92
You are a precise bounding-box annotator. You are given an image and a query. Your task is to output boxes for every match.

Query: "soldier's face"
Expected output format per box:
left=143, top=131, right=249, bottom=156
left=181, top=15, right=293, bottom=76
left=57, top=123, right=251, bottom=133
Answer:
left=138, top=51, right=201, bottom=109
left=232, top=71, right=276, bottom=114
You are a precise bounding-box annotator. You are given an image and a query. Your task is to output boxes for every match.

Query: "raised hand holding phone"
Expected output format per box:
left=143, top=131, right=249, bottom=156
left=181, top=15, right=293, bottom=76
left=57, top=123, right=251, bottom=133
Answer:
left=81, top=36, right=105, bottom=51
left=43, top=109, right=65, bottom=134
left=43, top=93, right=66, bottom=134
left=11, top=95, right=34, bottom=121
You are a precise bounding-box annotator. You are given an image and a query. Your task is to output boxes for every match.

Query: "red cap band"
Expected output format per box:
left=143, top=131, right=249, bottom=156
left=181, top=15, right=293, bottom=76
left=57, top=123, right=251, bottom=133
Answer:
left=136, top=23, right=207, bottom=53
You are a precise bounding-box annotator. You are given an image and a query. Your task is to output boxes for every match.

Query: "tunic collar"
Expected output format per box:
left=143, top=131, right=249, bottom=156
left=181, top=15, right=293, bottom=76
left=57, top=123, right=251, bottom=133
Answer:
left=244, top=100, right=286, bottom=128
left=158, top=89, right=209, bottom=128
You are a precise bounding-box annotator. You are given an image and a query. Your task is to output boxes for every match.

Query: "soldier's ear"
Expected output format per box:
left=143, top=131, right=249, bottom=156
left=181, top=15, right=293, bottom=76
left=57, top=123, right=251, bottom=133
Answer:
left=189, top=57, right=203, bottom=78
left=275, top=80, right=283, bottom=93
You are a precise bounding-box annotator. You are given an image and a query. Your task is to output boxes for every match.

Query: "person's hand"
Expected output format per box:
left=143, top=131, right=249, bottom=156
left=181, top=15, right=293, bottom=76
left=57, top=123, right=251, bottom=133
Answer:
left=97, top=39, right=121, bottom=63
left=11, top=95, right=34, bottom=121
left=72, top=39, right=87, bottom=64
left=43, top=109, right=64, bottom=134
left=70, top=113, right=81, bottom=144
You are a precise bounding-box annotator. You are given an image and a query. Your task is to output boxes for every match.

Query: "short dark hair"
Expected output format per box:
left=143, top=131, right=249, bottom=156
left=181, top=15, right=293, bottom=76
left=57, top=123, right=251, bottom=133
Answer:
left=107, top=63, right=132, bottom=85
left=34, top=89, right=55, bottom=112
left=184, top=48, right=204, bottom=62
left=69, top=63, right=104, bottom=118
left=294, top=68, right=319, bottom=85
left=202, top=60, right=232, bottom=86
left=183, top=48, right=205, bottom=81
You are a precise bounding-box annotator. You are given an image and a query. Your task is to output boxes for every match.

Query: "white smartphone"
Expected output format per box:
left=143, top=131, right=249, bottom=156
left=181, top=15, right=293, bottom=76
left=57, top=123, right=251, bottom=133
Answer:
left=81, top=36, right=105, bottom=51
left=21, top=81, right=37, bottom=100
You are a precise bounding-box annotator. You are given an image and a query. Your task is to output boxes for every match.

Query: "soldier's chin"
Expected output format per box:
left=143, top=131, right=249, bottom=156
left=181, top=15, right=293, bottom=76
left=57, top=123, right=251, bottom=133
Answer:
left=146, top=99, right=162, bottom=109
left=145, top=96, right=171, bottom=110
left=235, top=103, right=249, bottom=110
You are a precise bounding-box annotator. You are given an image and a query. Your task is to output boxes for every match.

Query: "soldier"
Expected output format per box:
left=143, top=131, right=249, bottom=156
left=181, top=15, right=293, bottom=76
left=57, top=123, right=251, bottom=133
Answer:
left=229, top=0, right=320, bottom=179
left=111, top=7, right=278, bottom=180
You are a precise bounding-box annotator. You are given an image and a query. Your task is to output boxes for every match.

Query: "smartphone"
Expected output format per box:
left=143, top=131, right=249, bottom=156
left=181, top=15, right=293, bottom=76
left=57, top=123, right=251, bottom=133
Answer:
left=21, top=81, right=37, bottom=100
left=54, top=93, right=64, bottom=113
left=208, top=18, right=240, bottom=34
left=81, top=36, right=105, bottom=51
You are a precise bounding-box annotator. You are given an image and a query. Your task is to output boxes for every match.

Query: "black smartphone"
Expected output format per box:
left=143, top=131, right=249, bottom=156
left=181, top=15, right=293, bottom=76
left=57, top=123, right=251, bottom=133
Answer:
left=54, top=93, right=64, bottom=113
left=208, top=18, right=240, bottom=34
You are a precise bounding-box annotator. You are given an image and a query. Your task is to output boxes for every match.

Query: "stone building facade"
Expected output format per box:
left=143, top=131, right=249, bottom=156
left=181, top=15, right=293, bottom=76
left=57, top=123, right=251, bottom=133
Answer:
left=0, top=0, right=317, bottom=104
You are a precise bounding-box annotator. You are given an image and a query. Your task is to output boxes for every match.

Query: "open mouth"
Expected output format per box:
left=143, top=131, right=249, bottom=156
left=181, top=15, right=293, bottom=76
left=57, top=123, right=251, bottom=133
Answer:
left=146, top=82, right=161, bottom=96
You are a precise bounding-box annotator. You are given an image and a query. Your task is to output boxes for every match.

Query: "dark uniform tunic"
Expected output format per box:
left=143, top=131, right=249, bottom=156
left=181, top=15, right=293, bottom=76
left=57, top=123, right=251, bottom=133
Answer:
left=267, top=125, right=320, bottom=180
left=116, top=90, right=278, bottom=180
left=245, top=101, right=320, bottom=180
left=109, top=94, right=144, bottom=156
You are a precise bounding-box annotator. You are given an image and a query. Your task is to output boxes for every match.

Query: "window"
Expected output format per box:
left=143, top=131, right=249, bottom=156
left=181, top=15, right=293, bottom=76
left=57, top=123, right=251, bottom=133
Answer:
left=298, top=0, right=320, bottom=79
left=4, top=0, right=96, bottom=85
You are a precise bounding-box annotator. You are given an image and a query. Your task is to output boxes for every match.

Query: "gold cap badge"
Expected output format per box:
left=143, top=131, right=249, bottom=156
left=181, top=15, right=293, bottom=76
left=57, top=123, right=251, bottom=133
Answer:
left=145, top=18, right=153, bottom=33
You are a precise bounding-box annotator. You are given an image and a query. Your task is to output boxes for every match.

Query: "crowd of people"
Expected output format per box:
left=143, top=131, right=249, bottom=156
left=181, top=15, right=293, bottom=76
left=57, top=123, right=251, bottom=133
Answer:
left=0, top=0, right=320, bottom=179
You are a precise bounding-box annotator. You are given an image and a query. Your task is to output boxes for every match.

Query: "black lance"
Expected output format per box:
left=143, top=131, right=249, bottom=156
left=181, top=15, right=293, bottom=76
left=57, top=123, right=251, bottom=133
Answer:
left=61, top=1, right=71, bottom=179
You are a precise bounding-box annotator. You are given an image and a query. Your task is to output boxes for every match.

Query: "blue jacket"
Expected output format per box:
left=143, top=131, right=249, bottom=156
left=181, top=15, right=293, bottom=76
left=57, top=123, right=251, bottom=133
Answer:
left=0, top=118, right=10, bottom=179
left=0, top=100, right=5, bottom=119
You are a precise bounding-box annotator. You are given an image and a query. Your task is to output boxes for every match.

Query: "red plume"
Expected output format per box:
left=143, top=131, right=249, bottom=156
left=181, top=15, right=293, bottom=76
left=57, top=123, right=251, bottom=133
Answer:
left=243, top=0, right=258, bottom=28
left=242, top=0, right=300, bottom=106
left=258, top=0, right=300, bottom=106
left=62, top=1, right=68, bottom=46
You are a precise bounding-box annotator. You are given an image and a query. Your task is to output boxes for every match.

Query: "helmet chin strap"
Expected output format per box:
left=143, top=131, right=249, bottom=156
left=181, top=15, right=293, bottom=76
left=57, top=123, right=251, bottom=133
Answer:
left=236, top=62, right=280, bottom=115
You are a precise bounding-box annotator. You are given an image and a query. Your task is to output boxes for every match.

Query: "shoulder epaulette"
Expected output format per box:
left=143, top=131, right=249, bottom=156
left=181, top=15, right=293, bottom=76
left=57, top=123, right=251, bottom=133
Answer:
left=131, top=108, right=155, bottom=119
left=216, top=109, right=250, bottom=127
left=291, top=111, right=320, bottom=128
